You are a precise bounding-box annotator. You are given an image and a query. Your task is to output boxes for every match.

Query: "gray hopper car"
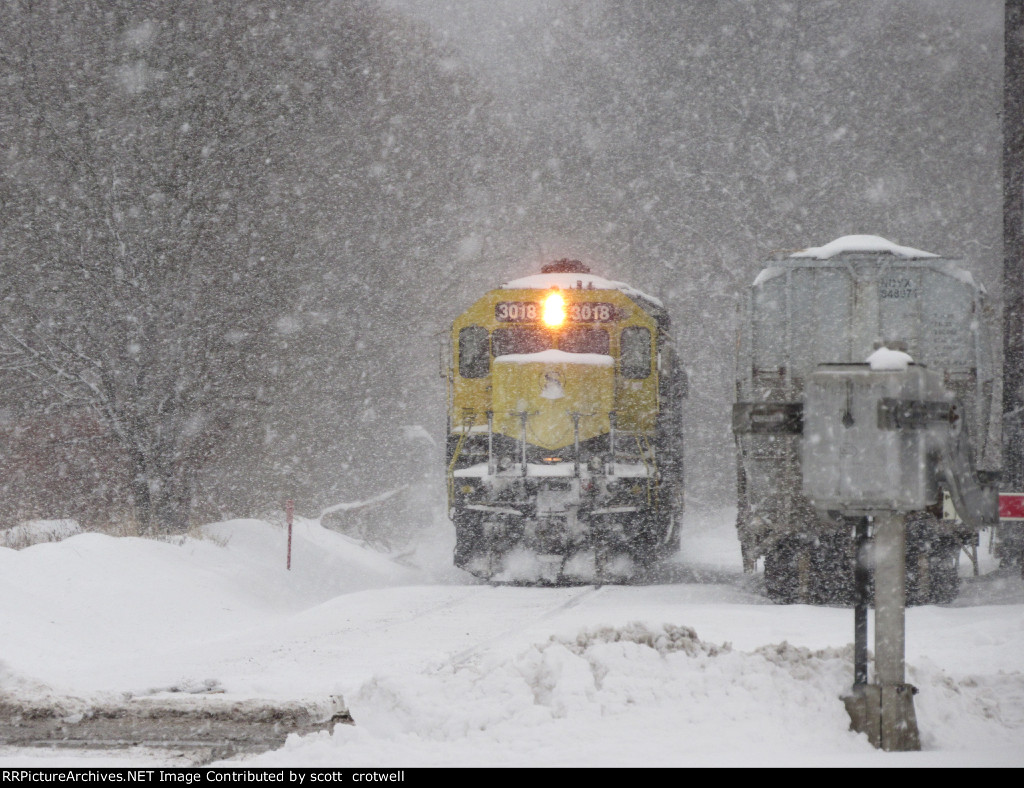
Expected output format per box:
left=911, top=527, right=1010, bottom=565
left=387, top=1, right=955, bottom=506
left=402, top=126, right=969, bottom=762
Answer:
left=732, top=236, right=999, bottom=605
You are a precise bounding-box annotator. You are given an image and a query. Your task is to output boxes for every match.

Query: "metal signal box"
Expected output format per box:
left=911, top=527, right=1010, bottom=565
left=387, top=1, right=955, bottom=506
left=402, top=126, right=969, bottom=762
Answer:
left=801, top=363, right=954, bottom=514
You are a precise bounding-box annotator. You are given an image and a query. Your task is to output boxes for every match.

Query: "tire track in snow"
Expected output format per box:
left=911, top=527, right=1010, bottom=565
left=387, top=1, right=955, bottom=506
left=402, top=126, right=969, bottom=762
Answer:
left=440, top=584, right=605, bottom=670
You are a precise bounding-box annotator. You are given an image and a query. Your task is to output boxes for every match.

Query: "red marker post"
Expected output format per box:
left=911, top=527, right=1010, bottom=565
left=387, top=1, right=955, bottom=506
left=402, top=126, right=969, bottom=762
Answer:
left=286, top=499, right=294, bottom=570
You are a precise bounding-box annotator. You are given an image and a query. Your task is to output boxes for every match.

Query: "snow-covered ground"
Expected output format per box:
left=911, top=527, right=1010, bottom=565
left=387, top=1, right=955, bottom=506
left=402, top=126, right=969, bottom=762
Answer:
left=0, top=508, right=1021, bottom=767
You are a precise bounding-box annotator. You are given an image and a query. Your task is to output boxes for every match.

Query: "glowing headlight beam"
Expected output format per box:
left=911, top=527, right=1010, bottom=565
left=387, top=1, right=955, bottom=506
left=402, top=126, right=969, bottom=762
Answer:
left=542, top=292, right=566, bottom=327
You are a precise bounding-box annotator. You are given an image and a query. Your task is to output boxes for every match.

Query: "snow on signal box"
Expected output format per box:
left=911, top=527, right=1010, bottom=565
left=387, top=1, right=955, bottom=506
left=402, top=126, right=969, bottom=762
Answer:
left=998, top=492, right=1024, bottom=520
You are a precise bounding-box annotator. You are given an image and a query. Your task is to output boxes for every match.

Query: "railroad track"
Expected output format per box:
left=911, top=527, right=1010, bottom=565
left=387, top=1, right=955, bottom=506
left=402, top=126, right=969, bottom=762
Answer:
left=443, top=583, right=605, bottom=670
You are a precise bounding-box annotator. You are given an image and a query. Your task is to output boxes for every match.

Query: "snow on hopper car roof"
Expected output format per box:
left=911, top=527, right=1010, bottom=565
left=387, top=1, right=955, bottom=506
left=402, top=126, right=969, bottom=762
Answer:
left=752, top=235, right=965, bottom=288
left=789, top=234, right=939, bottom=260
left=501, top=272, right=664, bottom=308
left=790, top=234, right=982, bottom=289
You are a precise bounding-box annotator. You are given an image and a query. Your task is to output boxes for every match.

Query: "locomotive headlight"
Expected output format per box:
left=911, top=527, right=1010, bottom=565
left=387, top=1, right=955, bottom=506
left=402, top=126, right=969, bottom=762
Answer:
left=542, top=292, right=566, bottom=327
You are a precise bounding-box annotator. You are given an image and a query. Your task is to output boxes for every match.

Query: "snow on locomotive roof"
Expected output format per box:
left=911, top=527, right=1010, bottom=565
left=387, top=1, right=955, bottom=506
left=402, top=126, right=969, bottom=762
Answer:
left=494, top=349, right=614, bottom=366
left=790, top=234, right=939, bottom=260
left=501, top=272, right=663, bottom=308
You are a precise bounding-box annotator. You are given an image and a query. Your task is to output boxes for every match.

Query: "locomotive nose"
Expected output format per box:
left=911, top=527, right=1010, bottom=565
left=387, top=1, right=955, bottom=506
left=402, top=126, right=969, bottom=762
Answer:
left=491, top=351, right=614, bottom=450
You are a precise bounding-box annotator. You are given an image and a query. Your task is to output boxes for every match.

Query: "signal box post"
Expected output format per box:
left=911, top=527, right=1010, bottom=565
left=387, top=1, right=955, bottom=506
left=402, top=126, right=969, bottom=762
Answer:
left=801, top=355, right=998, bottom=750
left=801, top=362, right=932, bottom=751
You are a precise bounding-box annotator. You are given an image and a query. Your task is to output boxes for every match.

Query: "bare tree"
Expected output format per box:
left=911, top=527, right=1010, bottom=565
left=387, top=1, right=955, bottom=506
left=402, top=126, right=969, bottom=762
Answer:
left=0, top=1, right=345, bottom=532
left=0, top=0, right=510, bottom=532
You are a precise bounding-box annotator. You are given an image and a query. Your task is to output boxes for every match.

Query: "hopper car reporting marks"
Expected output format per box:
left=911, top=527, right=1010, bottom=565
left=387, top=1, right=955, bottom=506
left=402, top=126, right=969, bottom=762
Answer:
left=732, top=235, right=1001, bottom=606
left=442, top=259, right=687, bottom=584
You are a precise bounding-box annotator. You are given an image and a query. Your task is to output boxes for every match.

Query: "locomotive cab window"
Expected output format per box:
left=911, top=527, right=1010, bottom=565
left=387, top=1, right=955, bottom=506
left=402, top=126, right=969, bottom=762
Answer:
left=492, top=327, right=551, bottom=357
left=620, top=326, right=651, bottom=378
left=493, top=326, right=610, bottom=356
left=458, top=326, right=490, bottom=378
left=560, top=327, right=610, bottom=355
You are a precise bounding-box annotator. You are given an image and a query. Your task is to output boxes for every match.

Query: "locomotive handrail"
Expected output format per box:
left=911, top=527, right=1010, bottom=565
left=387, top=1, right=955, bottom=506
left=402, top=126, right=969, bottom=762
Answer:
left=572, top=412, right=581, bottom=477
left=636, top=433, right=656, bottom=508
left=520, top=411, right=528, bottom=476
left=609, top=411, right=616, bottom=474
left=447, top=411, right=476, bottom=501
left=486, top=411, right=494, bottom=476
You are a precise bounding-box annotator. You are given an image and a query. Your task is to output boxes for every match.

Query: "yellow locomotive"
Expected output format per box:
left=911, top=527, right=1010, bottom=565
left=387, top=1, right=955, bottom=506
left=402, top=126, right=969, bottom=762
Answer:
left=443, top=259, right=686, bottom=583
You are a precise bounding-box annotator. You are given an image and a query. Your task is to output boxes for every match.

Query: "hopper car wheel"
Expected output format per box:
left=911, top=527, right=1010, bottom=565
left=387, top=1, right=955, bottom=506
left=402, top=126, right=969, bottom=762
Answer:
left=763, top=536, right=814, bottom=604
left=594, top=541, right=610, bottom=584
left=995, top=523, right=1024, bottom=570
left=808, top=531, right=856, bottom=606
left=904, top=513, right=959, bottom=605
left=735, top=459, right=759, bottom=574
left=763, top=532, right=855, bottom=605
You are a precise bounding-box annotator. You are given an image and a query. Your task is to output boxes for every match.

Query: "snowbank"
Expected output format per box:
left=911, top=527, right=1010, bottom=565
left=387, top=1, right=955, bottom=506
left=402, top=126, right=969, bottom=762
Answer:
left=0, top=510, right=1021, bottom=768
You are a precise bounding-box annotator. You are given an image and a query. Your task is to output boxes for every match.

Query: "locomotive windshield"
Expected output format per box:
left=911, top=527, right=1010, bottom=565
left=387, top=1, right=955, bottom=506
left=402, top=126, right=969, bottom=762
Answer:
left=560, top=327, right=610, bottom=354
left=492, top=326, right=610, bottom=357
left=620, top=326, right=651, bottom=378
left=492, top=327, right=548, bottom=356
left=458, top=326, right=490, bottom=378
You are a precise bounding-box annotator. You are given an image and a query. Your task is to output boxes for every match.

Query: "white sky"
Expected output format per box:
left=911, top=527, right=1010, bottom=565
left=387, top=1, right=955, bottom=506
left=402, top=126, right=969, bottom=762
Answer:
left=1, top=510, right=1021, bottom=767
